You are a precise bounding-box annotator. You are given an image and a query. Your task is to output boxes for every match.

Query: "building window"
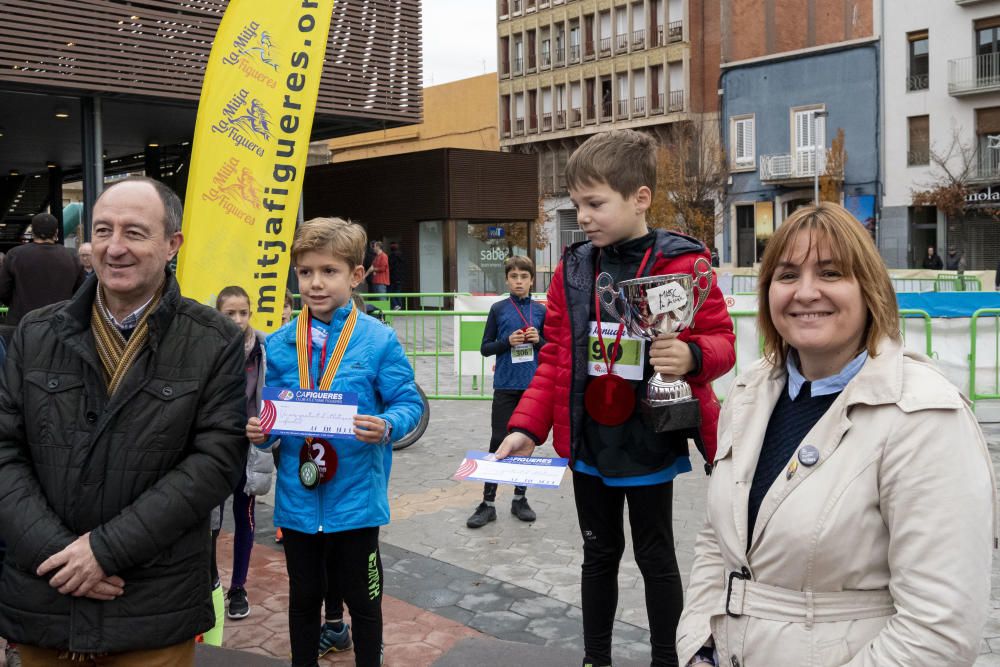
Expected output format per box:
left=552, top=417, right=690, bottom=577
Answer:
left=975, top=106, right=1000, bottom=179
left=731, top=115, right=755, bottom=170
left=907, top=115, right=929, bottom=166
left=791, top=105, right=824, bottom=175
left=907, top=31, right=928, bottom=91
left=976, top=18, right=1000, bottom=85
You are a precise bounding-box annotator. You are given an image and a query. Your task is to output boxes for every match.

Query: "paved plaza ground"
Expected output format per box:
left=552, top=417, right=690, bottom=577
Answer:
left=1, top=400, right=998, bottom=665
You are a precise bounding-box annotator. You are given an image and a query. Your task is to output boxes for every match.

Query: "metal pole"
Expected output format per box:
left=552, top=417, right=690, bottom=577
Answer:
left=813, top=111, right=828, bottom=205
left=80, top=96, right=103, bottom=241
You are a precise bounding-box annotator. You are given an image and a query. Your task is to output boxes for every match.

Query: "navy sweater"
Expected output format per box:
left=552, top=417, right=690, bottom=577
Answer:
left=747, top=381, right=840, bottom=538
left=481, top=295, right=547, bottom=390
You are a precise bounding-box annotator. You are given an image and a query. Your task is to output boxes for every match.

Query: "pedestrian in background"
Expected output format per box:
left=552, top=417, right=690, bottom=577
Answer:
left=79, top=242, right=95, bottom=275
left=921, top=245, right=942, bottom=270
left=0, top=212, right=86, bottom=325
left=388, top=242, right=406, bottom=310
left=466, top=255, right=546, bottom=529
left=676, top=203, right=995, bottom=667
left=367, top=241, right=390, bottom=294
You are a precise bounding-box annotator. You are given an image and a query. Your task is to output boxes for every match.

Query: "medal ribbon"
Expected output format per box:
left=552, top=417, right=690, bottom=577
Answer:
left=508, top=296, right=532, bottom=330
left=594, top=246, right=653, bottom=375
left=296, top=302, right=359, bottom=391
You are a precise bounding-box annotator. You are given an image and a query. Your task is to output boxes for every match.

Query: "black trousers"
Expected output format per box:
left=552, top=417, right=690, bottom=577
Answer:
left=484, top=389, right=527, bottom=502
left=572, top=471, right=682, bottom=667
left=283, top=527, right=383, bottom=667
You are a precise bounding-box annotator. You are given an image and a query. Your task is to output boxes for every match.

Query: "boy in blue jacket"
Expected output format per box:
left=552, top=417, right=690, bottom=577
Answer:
left=466, top=256, right=547, bottom=528
left=247, top=217, right=423, bottom=667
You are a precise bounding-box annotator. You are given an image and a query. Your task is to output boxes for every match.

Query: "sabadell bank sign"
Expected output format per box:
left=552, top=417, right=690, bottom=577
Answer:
left=965, top=185, right=1000, bottom=208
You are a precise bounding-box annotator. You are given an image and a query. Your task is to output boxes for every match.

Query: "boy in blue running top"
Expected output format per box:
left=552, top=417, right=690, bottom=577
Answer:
left=247, top=217, right=423, bottom=667
left=466, top=256, right=547, bottom=529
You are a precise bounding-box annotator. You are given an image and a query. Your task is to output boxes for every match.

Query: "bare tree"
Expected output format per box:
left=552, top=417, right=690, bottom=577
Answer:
left=911, top=128, right=981, bottom=219
left=819, top=128, right=847, bottom=204
left=646, top=121, right=728, bottom=247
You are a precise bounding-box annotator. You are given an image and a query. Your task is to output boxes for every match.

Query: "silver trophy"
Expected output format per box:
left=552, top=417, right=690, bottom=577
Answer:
left=596, top=256, right=713, bottom=432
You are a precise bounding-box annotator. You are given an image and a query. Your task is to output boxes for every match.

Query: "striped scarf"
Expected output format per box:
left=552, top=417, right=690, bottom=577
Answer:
left=91, top=284, right=163, bottom=396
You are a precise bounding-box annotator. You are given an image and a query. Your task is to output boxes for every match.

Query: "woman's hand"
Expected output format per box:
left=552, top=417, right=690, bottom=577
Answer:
left=353, top=415, right=387, bottom=443
left=246, top=417, right=267, bottom=445
left=649, top=333, right=694, bottom=377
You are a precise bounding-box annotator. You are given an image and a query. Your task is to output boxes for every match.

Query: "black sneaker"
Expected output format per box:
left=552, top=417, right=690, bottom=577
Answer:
left=226, top=586, right=250, bottom=619
left=466, top=502, right=497, bottom=528
left=511, top=497, right=536, bottom=522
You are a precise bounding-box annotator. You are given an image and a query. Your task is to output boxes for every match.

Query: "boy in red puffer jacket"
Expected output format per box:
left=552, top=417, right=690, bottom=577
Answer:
left=497, top=129, right=735, bottom=667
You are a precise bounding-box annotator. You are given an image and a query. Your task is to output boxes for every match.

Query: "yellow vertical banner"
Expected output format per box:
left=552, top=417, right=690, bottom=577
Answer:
left=177, top=0, right=334, bottom=332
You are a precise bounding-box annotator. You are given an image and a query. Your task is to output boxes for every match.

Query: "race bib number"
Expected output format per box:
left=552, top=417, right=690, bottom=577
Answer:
left=587, top=321, right=644, bottom=381
left=511, top=343, right=534, bottom=364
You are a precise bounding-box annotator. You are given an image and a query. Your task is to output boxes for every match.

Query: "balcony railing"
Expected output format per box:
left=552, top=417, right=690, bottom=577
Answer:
left=586, top=104, right=597, bottom=123
left=513, top=57, right=523, bottom=73
left=667, top=20, right=683, bottom=43
left=633, top=96, right=646, bottom=115
left=515, top=118, right=525, bottom=132
left=907, top=73, right=929, bottom=92
left=512, top=0, right=522, bottom=13
left=601, top=101, right=613, bottom=119
left=569, top=44, right=580, bottom=62
left=542, top=112, right=552, bottom=130
left=632, top=28, right=645, bottom=48
left=600, top=36, right=612, bottom=53
left=585, top=42, right=595, bottom=58
left=617, top=99, right=629, bottom=116
left=570, top=107, right=582, bottom=126
left=653, top=25, right=664, bottom=46
left=971, top=155, right=1000, bottom=182
left=555, top=110, right=566, bottom=129
left=668, top=89, right=684, bottom=112
left=616, top=33, right=628, bottom=52
left=759, top=150, right=839, bottom=181
left=529, top=114, right=538, bottom=131
left=651, top=92, right=665, bottom=113
left=949, top=52, right=1000, bottom=95
left=541, top=51, right=551, bottom=66
left=555, top=47, right=566, bottom=64
left=502, top=118, right=511, bottom=137
left=907, top=149, right=929, bottom=166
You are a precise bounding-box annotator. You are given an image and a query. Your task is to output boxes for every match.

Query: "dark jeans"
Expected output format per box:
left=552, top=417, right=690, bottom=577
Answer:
left=283, top=527, right=383, bottom=667
left=484, top=390, right=527, bottom=502
left=389, top=282, right=404, bottom=310
left=227, top=475, right=256, bottom=589
left=572, top=471, right=682, bottom=667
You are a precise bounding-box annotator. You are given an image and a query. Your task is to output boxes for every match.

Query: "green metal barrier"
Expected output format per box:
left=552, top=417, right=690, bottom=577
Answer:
left=899, top=309, right=934, bottom=358
left=890, top=277, right=938, bottom=293
left=935, top=273, right=982, bottom=292
left=970, top=308, right=1000, bottom=412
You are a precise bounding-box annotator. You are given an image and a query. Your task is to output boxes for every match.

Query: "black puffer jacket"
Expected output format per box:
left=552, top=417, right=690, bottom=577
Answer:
left=0, top=271, right=247, bottom=652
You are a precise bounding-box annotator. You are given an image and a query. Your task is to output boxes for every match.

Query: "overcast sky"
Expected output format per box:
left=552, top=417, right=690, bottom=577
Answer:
left=422, top=0, right=497, bottom=86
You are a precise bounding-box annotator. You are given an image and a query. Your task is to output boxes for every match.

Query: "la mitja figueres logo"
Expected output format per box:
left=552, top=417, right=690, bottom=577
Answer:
left=201, top=157, right=263, bottom=226
left=212, top=89, right=272, bottom=157
left=222, top=21, right=280, bottom=88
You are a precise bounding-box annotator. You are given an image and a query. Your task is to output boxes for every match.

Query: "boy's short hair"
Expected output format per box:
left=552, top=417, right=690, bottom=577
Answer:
left=291, top=217, right=367, bottom=268
left=216, top=285, right=250, bottom=310
left=284, top=288, right=295, bottom=309
left=565, top=129, right=658, bottom=199
left=504, top=255, right=535, bottom=278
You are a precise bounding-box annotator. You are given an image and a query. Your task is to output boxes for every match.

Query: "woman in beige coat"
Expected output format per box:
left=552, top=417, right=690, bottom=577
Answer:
left=677, top=203, right=996, bottom=667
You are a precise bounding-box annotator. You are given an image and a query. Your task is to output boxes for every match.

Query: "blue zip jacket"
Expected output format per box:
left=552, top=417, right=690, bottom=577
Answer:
left=481, top=295, right=546, bottom=390
left=264, top=304, right=423, bottom=534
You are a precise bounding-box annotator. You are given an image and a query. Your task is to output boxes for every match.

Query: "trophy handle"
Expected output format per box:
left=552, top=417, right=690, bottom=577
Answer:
left=691, top=256, right=713, bottom=318
left=595, top=272, right=623, bottom=321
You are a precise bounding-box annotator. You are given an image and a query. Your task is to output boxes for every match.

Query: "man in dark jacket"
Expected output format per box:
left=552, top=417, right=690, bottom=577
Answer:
left=388, top=242, right=406, bottom=309
left=0, top=212, right=87, bottom=324
left=921, top=245, right=943, bottom=270
left=0, top=177, right=247, bottom=665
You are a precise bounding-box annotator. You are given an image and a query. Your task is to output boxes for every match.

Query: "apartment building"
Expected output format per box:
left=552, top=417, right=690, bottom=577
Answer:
left=719, top=0, right=880, bottom=267
left=882, top=0, right=1000, bottom=271
left=496, top=0, right=720, bottom=286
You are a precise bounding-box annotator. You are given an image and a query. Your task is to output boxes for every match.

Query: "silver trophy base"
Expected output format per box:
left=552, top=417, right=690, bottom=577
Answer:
left=640, top=374, right=701, bottom=433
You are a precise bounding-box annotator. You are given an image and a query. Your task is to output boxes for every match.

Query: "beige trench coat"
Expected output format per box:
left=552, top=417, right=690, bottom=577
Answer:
left=677, top=338, right=996, bottom=667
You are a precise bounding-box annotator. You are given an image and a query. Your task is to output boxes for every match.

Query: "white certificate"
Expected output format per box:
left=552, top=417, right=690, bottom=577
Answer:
left=452, top=451, right=569, bottom=488
left=259, top=387, right=359, bottom=439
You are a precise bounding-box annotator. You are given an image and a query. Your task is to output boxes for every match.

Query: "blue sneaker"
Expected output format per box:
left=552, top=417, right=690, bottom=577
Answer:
left=318, top=621, right=352, bottom=657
